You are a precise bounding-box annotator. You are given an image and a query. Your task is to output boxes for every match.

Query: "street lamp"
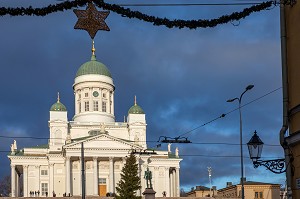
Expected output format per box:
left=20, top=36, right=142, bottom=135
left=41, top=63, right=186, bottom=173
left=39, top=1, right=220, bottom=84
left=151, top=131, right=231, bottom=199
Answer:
left=247, top=130, right=264, bottom=161
left=227, top=84, right=254, bottom=199
left=247, top=130, right=287, bottom=174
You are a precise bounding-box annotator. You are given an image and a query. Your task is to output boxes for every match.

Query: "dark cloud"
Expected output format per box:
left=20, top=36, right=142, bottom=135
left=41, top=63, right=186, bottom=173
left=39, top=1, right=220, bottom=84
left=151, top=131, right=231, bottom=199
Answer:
left=0, top=0, right=284, bottom=191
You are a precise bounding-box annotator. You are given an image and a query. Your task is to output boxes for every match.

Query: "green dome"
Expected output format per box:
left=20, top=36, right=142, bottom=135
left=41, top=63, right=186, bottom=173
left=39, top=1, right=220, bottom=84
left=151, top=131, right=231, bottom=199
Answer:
left=76, top=55, right=112, bottom=78
left=128, top=104, right=145, bottom=114
left=50, top=99, right=67, bottom=111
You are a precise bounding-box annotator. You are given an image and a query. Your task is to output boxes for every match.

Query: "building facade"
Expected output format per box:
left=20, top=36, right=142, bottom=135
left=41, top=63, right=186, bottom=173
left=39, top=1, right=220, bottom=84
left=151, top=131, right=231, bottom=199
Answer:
left=217, top=181, right=281, bottom=199
left=186, top=185, right=217, bottom=197
left=8, top=47, right=182, bottom=197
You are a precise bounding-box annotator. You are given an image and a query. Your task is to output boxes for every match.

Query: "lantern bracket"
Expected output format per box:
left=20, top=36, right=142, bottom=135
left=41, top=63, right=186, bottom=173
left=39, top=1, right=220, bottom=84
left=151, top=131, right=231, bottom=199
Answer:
left=252, top=158, right=286, bottom=174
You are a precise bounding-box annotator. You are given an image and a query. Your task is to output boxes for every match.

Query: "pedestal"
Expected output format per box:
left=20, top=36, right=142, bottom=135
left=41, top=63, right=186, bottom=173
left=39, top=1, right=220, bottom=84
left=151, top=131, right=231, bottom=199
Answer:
left=142, top=188, right=156, bottom=199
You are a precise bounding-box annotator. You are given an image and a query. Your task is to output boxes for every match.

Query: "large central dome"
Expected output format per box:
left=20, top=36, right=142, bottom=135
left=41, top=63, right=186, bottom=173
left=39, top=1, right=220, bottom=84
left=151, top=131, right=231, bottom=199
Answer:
left=76, top=55, right=112, bottom=78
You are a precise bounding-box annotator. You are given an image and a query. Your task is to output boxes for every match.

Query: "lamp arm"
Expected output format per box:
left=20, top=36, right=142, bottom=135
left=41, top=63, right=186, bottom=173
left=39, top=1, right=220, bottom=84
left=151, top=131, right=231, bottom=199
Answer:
left=253, top=159, right=286, bottom=174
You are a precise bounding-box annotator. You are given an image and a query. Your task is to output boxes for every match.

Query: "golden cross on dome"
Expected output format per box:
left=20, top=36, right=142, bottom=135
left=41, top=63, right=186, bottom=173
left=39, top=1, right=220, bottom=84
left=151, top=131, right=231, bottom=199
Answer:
left=73, top=2, right=110, bottom=39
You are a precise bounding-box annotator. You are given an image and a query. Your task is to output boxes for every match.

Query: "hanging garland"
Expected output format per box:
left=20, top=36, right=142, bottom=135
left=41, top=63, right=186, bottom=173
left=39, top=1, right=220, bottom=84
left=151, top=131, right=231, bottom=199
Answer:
left=0, top=0, right=275, bottom=29
left=94, top=0, right=274, bottom=29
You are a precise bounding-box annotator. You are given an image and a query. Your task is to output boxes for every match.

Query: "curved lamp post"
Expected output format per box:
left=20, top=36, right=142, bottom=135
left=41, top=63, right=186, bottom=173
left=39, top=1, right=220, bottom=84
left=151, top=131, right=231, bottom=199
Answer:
left=227, top=84, right=254, bottom=199
left=247, top=130, right=287, bottom=174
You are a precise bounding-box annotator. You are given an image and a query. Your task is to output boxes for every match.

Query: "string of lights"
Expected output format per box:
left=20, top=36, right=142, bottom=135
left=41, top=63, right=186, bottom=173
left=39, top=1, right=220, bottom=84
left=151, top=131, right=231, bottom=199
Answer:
left=0, top=0, right=275, bottom=29
left=117, top=2, right=272, bottom=7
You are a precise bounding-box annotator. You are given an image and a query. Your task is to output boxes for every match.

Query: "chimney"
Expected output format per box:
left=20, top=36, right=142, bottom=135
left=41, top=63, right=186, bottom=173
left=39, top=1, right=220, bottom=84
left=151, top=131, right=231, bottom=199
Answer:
left=226, top=182, right=233, bottom=187
left=212, top=186, right=217, bottom=190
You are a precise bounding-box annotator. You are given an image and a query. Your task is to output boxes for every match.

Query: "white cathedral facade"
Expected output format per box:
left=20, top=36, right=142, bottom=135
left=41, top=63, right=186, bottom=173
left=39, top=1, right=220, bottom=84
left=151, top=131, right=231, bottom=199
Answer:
left=8, top=46, right=182, bottom=197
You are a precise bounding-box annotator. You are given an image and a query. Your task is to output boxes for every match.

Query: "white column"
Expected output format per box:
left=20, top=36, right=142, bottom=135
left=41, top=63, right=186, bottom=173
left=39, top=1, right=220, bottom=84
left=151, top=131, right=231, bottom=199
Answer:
left=66, top=157, right=71, bottom=195
left=79, top=158, right=82, bottom=195
left=170, top=171, right=173, bottom=197
left=172, top=169, right=176, bottom=196
left=89, top=88, right=92, bottom=112
left=81, top=98, right=84, bottom=113
left=164, top=167, right=170, bottom=197
left=16, top=172, right=19, bottom=197
left=154, top=167, right=159, bottom=191
left=109, top=157, right=114, bottom=193
left=99, top=90, right=103, bottom=112
left=23, top=165, right=28, bottom=197
left=36, top=166, right=40, bottom=193
left=11, top=165, right=16, bottom=197
left=75, top=92, right=79, bottom=114
left=49, top=164, right=54, bottom=196
left=176, top=168, right=180, bottom=197
left=111, top=92, right=114, bottom=115
left=93, top=157, right=98, bottom=196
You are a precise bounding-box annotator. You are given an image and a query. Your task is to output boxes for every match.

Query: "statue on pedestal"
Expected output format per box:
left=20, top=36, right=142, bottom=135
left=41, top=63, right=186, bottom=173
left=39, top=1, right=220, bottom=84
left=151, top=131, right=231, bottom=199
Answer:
left=144, top=167, right=152, bottom=189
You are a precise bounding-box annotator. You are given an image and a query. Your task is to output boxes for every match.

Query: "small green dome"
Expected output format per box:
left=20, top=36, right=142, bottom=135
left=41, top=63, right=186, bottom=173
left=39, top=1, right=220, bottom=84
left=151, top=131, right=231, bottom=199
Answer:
left=128, top=96, right=145, bottom=114
left=128, top=104, right=145, bottom=114
left=50, top=102, right=67, bottom=112
left=76, top=55, right=112, bottom=78
left=50, top=93, right=67, bottom=111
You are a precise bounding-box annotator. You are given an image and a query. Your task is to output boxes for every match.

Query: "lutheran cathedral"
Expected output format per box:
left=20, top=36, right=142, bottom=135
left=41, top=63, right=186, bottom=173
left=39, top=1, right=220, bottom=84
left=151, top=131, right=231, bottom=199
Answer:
left=8, top=43, right=182, bottom=197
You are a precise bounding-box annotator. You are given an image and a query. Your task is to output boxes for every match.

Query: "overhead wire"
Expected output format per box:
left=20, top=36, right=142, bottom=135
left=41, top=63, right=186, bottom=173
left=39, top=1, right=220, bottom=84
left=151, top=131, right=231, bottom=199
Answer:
left=0, top=87, right=282, bottom=147
left=0, top=136, right=281, bottom=147
left=0, top=150, right=283, bottom=159
left=177, top=87, right=282, bottom=138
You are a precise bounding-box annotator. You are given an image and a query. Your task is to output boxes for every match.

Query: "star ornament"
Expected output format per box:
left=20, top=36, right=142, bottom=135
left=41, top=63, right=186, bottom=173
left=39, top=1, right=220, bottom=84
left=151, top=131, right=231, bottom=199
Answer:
left=74, top=3, right=110, bottom=39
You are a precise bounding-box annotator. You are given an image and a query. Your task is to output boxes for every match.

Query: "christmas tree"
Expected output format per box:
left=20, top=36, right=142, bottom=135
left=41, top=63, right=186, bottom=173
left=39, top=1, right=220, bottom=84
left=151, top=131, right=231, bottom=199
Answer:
left=116, top=152, right=141, bottom=199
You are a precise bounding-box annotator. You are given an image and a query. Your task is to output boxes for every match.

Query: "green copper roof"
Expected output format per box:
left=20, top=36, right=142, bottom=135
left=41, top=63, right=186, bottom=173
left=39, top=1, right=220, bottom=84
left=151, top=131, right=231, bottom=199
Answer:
left=50, top=101, right=67, bottom=111
left=128, top=104, right=145, bottom=114
left=168, top=153, right=180, bottom=159
left=76, top=55, right=112, bottom=78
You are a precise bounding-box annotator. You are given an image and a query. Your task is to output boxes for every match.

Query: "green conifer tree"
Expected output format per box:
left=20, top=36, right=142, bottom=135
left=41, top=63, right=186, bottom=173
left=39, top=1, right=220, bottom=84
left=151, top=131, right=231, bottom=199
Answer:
left=116, top=152, right=141, bottom=199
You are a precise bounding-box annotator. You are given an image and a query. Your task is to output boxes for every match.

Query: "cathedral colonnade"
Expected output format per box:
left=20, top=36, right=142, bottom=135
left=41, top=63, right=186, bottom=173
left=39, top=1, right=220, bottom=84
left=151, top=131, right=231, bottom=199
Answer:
left=169, top=168, right=180, bottom=197
left=11, top=157, right=180, bottom=197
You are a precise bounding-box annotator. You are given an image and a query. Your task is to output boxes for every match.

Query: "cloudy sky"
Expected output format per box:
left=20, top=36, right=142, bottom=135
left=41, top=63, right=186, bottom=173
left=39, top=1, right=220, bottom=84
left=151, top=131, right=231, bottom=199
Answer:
left=0, top=0, right=286, bottom=191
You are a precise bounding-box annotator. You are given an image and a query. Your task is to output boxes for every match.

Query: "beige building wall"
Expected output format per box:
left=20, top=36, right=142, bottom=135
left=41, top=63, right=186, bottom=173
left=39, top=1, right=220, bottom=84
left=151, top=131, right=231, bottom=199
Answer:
left=218, top=183, right=280, bottom=199
left=285, top=2, right=300, bottom=198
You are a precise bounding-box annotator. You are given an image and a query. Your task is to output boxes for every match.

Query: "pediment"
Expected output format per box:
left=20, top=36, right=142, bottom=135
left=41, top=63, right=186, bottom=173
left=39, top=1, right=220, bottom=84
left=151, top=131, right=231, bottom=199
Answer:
left=64, top=134, right=142, bottom=150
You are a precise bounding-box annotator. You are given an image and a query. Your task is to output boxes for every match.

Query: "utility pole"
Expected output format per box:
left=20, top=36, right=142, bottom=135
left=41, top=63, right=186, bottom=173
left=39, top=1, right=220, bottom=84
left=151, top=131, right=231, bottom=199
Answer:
left=81, top=142, right=85, bottom=199
left=208, top=167, right=212, bottom=197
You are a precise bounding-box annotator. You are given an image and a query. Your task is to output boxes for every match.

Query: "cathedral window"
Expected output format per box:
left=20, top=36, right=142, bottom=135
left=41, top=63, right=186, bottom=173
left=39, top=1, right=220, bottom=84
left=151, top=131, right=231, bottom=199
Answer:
left=79, top=94, right=81, bottom=99
left=41, top=170, right=48, bottom=175
left=79, top=103, right=81, bottom=113
left=98, top=178, right=106, bottom=184
left=102, top=101, right=107, bottom=112
left=93, top=101, right=98, bottom=111
left=85, top=101, right=89, bottom=111
left=85, top=93, right=88, bottom=97
left=255, top=192, right=263, bottom=199
left=103, top=93, right=106, bottom=98
left=41, top=183, right=48, bottom=196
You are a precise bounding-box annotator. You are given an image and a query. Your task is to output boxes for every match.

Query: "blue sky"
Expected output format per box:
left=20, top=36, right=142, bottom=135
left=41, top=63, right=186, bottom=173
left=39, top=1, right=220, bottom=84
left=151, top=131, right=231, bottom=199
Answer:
left=0, top=0, right=286, bottom=191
